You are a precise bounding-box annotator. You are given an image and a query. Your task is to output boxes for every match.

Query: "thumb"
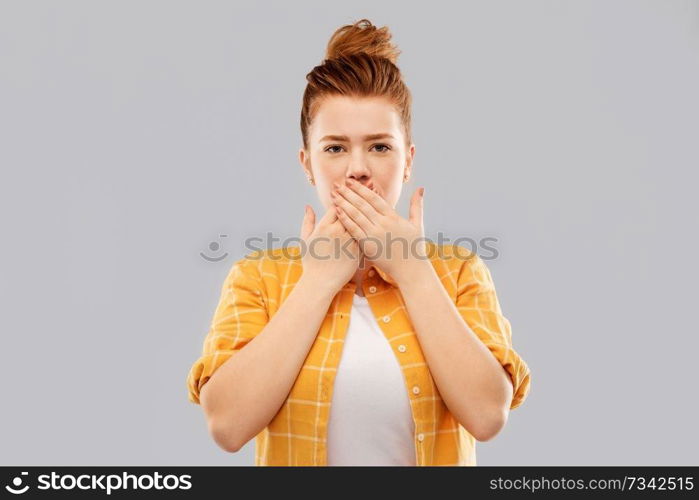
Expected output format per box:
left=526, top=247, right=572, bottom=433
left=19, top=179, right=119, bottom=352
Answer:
left=408, top=187, right=425, bottom=233
left=300, top=204, right=315, bottom=241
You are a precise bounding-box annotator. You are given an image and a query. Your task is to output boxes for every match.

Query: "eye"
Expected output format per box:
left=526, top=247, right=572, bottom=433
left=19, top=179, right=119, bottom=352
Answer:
left=324, top=145, right=344, bottom=153
left=324, top=144, right=392, bottom=153
left=372, top=144, right=392, bottom=153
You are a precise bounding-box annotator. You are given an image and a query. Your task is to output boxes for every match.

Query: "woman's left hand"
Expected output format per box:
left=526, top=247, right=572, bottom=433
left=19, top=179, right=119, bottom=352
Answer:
left=331, top=178, right=427, bottom=283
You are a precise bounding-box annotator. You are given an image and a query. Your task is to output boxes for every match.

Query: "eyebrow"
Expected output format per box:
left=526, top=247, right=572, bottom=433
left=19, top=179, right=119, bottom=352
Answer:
left=319, top=133, right=396, bottom=143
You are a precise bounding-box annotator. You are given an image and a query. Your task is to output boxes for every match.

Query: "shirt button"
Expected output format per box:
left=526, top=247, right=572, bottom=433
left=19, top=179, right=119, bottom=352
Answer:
left=397, top=344, right=407, bottom=353
left=412, top=385, right=420, bottom=395
left=368, top=270, right=375, bottom=277
left=382, top=315, right=391, bottom=323
left=417, top=433, right=425, bottom=442
left=369, top=286, right=377, bottom=294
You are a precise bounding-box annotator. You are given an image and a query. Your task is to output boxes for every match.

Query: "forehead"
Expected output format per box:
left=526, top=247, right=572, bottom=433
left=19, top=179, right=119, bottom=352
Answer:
left=310, top=96, right=401, bottom=140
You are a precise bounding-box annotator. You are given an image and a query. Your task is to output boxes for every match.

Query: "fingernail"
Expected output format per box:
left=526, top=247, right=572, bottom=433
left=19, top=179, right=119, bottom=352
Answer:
left=420, top=187, right=425, bottom=197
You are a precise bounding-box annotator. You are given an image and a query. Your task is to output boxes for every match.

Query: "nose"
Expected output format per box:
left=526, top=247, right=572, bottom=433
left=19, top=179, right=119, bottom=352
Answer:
left=346, top=164, right=373, bottom=190
left=346, top=174, right=374, bottom=189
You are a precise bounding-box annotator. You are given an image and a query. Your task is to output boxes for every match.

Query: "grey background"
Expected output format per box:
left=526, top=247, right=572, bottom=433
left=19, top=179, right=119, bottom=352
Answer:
left=1, top=0, right=697, bottom=465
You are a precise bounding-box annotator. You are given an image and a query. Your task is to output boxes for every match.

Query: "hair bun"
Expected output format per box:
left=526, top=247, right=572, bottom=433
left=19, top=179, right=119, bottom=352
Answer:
left=325, top=18, right=401, bottom=65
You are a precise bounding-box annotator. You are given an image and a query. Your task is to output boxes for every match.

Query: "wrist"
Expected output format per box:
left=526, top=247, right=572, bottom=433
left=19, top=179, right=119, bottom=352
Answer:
left=297, top=271, right=342, bottom=300
left=394, top=258, right=436, bottom=290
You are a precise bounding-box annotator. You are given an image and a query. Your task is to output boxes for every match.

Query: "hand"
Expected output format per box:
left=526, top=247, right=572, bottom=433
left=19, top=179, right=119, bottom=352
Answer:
left=331, top=178, right=427, bottom=283
left=299, top=203, right=361, bottom=295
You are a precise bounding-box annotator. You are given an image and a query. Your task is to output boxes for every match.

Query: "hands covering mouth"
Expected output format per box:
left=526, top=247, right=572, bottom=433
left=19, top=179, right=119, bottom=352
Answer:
left=329, top=177, right=427, bottom=281
left=363, top=181, right=382, bottom=198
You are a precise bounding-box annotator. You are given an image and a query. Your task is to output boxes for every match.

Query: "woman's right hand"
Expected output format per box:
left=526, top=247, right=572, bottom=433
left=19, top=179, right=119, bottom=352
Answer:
left=299, top=204, right=360, bottom=295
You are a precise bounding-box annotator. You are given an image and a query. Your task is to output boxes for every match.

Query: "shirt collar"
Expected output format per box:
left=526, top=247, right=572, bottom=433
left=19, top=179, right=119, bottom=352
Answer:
left=370, top=264, right=398, bottom=287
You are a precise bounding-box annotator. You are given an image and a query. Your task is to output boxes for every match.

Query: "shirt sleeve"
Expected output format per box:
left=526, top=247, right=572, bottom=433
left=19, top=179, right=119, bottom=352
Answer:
left=186, top=253, right=269, bottom=405
left=454, top=251, right=531, bottom=410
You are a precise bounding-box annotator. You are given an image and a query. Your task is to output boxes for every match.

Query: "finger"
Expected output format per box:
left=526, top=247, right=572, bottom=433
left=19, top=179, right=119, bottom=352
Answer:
left=317, top=204, right=339, bottom=228
left=408, top=187, right=425, bottom=232
left=334, top=181, right=380, bottom=226
left=300, top=204, right=315, bottom=240
left=344, top=178, right=392, bottom=216
left=332, top=188, right=375, bottom=234
left=326, top=206, right=346, bottom=233
left=335, top=205, right=368, bottom=242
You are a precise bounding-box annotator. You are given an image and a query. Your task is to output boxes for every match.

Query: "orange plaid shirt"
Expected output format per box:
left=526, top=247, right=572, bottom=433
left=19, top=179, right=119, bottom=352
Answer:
left=186, top=241, right=531, bottom=465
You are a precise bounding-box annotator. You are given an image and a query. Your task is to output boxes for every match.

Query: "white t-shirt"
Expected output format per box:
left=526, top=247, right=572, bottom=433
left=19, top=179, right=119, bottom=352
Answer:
left=326, top=293, right=417, bottom=466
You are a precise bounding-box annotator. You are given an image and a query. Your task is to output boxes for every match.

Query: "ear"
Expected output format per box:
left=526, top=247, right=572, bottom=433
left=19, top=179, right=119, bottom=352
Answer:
left=403, top=143, right=415, bottom=182
left=299, top=148, right=313, bottom=181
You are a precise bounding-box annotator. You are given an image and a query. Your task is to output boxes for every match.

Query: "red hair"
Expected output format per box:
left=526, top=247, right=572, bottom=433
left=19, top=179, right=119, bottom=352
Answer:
left=300, top=19, right=413, bottom=149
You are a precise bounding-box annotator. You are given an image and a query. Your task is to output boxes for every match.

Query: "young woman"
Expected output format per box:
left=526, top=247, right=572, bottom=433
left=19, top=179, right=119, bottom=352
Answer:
left=187, top=18, right=531, bottom=466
